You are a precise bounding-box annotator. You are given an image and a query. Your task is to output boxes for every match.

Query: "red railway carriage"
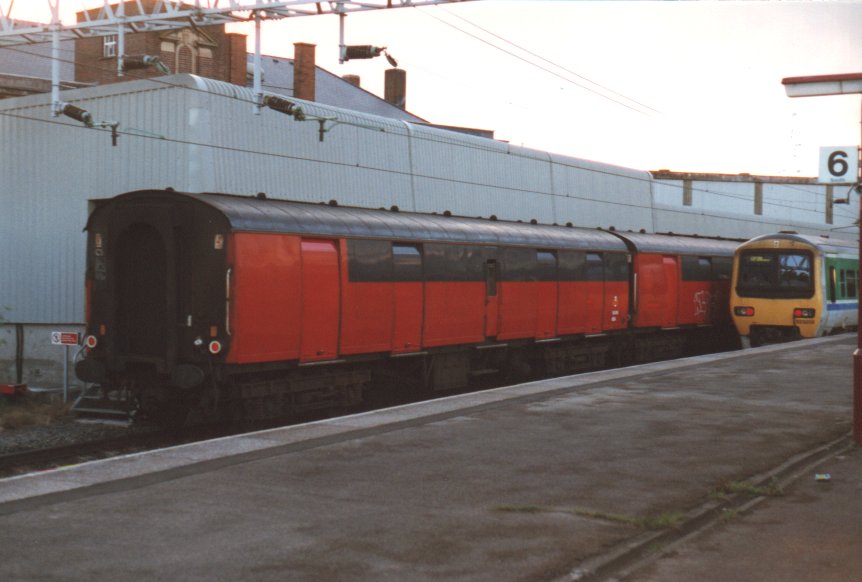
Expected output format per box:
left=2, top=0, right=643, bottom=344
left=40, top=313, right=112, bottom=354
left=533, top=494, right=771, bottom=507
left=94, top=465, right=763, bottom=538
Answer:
left=76, top=189, right=738, bottom=421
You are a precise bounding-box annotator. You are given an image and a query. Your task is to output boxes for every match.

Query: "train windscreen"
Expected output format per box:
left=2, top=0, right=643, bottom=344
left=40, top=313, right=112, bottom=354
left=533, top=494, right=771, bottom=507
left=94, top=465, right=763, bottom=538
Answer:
left=736, top=250, right=814, bottom=299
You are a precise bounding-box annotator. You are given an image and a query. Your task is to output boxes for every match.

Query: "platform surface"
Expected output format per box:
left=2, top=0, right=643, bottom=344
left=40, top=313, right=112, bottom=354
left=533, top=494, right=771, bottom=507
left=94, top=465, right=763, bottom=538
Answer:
left=0, top=336, right=858, bottom=581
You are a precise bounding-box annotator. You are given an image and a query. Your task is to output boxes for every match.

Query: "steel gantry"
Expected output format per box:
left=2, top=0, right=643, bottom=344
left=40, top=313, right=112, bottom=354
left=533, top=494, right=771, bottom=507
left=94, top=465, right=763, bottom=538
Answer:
left=0, top=0, right=477, bottom=114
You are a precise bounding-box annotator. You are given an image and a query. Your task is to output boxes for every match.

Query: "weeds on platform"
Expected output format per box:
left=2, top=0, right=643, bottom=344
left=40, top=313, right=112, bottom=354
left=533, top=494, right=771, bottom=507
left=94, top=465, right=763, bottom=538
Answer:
left=709, top=478, right=784, bottom=501
left=0, top=399, right=72, bottom=431
left=495, top=505, right=686, bottom=530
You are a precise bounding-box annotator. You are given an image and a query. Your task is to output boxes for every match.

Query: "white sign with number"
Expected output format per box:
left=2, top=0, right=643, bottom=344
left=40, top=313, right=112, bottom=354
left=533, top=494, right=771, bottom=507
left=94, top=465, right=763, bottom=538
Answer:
left=819, top=146, right=859, bottom=184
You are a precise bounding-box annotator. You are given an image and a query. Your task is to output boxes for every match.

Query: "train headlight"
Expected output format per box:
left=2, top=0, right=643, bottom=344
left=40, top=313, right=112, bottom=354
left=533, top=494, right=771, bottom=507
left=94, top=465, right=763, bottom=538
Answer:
left=85, top=335, right=98, bottom=349
left=734, top=306, right=755, bottom=317
left=793, top=308, right=815, bottom=319
left=208, top=340, right=223, bottom=355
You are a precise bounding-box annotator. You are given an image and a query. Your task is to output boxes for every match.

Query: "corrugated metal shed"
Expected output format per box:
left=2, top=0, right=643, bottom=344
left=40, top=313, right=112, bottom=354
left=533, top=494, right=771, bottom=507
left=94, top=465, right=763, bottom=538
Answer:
left=0, top=73, right=854, bottom=325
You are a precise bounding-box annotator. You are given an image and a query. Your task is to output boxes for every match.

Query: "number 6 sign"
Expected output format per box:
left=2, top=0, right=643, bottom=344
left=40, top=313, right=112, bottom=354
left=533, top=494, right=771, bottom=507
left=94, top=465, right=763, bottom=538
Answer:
left=819, top=146, right=859, bottom=184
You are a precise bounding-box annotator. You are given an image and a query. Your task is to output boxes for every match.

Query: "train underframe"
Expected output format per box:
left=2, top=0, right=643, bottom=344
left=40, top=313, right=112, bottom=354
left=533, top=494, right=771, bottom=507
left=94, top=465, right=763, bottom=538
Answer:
left=79, top=325, right=740, bottom=425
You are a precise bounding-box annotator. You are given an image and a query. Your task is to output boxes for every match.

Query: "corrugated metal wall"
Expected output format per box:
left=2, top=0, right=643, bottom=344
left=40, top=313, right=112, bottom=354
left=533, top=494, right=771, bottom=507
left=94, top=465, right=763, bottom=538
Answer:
left=0, top=74, right=855, bottom=325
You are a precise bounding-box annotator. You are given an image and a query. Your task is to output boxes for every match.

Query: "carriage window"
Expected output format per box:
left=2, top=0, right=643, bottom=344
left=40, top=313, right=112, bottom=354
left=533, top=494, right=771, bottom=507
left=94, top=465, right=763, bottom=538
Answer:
left=393, top=244, right=422, bottom=281
left=558, top=250, right=586, bottom=281
left=424, top=244, right=488, bottom=282
left=585, top=253, right=604, bottom=281
left=604, top=253, right=629, bottom=282
left=536, top=251, right=557, bottom=281
left=712, top=257, right=732, bottom=280
left=347, top=239, right=392, bottom=282
left=682, top=256, right=712, bottom=281
left=840, top=269, right=858, bottom=299
left=501, top=247, right=538, bottom=281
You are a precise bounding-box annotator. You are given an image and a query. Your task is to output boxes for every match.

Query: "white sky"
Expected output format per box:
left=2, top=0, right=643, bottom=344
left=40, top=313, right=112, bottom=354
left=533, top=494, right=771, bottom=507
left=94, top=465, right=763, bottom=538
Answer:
left=6, top=1, right=862, bottom=176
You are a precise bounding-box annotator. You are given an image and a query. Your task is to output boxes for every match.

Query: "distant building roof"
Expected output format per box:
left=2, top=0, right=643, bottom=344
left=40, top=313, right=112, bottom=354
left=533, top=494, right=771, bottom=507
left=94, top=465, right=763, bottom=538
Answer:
left=651, top=170, right=818, bottom=184
left=0, top=28, right=76, bottom=79
left=0, top=26, right=81, bottom=98
left=251, top=54, right=425, bottom=123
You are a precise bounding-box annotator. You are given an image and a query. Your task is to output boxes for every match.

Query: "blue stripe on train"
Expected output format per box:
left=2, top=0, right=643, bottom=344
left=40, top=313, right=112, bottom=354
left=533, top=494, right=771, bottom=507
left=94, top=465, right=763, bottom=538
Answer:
left=826, top=302, right=858, bottom=312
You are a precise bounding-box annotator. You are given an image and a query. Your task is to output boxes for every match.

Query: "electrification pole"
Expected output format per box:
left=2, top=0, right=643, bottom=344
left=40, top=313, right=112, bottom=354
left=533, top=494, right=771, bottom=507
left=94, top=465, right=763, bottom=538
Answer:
left=783, top=72, right=862, bottom=445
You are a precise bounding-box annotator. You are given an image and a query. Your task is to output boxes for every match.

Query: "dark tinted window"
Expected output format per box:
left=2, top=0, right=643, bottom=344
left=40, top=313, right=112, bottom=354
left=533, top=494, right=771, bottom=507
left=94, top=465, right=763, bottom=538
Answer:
left=392, top=244, right=422, bottom=281
left=347, top=239, right=392, bottom=282
left=558, top=250, right=586, bottom=281
left=712, top=257, right=732, bottom=281
left=736, top=250, right=814, bottom=299
left=604, top=253, right=629, bottom=282
left=682, top=256, right=712, bottom=281
left=536, top=251, right=557, bottom=281
left=501, top=247, right=537, bottom=281
left=425, top=244, right=489, bottom=282
left=585, top=253, right=604, bottom=282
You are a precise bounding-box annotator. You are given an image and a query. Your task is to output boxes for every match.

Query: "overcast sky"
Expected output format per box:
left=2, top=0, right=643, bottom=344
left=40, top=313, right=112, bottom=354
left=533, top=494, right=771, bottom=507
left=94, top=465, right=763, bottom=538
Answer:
left=7, top=1, right=862, bottom=177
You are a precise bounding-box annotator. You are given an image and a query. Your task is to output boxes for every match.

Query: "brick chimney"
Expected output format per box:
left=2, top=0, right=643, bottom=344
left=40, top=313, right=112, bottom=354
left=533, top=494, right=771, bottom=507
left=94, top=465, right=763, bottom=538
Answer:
left=342, top=74, right=361, bottom=88
left=384, top=68, right=406, bottom=110
left=293, top=42, right=316, bottom=101
left=226, top=33, right=248, bottom=86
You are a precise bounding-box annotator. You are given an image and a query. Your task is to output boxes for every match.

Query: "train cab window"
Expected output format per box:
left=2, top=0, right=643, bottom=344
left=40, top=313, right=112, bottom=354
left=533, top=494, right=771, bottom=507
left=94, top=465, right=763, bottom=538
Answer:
left=848, top=270, right=857, bottom=298
left=392, top=244, right=422, bottom=281
left=737, top=251, right=813, bottom=299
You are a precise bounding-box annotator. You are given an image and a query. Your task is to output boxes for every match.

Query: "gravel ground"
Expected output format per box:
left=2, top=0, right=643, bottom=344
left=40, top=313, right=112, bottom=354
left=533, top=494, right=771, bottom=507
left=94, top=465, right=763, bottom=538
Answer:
left=0, top=417, right=149, bottom=456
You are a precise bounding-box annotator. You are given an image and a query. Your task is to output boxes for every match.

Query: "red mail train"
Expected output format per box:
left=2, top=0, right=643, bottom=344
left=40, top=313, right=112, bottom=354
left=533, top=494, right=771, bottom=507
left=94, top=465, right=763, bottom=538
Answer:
left=75, top=189, right=739, bottom=422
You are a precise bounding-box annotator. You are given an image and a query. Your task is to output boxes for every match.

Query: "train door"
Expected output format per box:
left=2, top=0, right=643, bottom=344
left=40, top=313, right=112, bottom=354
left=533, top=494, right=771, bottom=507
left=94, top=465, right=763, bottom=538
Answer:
left=392, top=243, right=424, bottom=353
left=535, top=251, right=558, bottom=338
left=631, top=254, right=677, bottom=328
left=663, top=256, right=680, bottom=326
left=583, top=253, right=604, bottom=333
left=116, top=222, right=169, bottom=358
left=484, top=259, right=499, bottom=338
left=300, top=239, right=340, bottom=362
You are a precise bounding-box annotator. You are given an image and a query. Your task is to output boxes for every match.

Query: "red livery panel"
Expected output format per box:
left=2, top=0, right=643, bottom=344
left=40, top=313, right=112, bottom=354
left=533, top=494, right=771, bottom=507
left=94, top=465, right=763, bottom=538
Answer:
left=77, top=190, right=740, bottom=423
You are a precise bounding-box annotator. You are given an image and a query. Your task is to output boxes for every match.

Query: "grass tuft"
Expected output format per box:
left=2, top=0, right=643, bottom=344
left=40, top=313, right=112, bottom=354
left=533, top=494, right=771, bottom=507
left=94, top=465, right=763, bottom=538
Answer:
left=575, top=509, right=687, bottom=530
left=710, top=478, right=784, bottom=501
left=0, top=399, right=72, bottom=431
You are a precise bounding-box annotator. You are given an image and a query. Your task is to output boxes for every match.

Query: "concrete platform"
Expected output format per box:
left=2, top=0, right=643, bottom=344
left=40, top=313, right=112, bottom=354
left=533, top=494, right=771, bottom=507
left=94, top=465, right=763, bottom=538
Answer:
left=0, top=336, right=857, bottom=581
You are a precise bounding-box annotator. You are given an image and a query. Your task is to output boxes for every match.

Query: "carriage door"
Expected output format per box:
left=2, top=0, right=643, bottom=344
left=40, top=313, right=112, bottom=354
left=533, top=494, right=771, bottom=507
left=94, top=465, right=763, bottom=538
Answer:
left=116, top=222, right=169, bottom=358
left=300, top=239, right=340, bottom=362
left=484, top=259, right=499, bottom=338
left=535, top=251, right=558, bottom=338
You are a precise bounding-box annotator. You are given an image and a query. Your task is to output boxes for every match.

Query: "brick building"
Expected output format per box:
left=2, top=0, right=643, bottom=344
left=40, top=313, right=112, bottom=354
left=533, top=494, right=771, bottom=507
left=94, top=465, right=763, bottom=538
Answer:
left=74, top=1, right=247, bottom=86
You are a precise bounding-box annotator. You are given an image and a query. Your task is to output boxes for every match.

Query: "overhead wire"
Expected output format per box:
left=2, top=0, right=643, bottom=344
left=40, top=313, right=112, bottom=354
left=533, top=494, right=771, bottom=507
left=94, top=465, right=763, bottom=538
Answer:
left=0, top=18, right=853, bottom=226
left=418, top=7, right=656, bottom=117
left=437, top=6, right=661, bottom=115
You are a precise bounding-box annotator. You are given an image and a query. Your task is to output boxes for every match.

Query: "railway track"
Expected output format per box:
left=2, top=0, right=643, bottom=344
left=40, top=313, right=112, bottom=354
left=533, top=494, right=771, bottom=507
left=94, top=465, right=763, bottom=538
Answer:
left=0, top=424, right=234, bottom=479
left=1, top=333, right=750, bottom=480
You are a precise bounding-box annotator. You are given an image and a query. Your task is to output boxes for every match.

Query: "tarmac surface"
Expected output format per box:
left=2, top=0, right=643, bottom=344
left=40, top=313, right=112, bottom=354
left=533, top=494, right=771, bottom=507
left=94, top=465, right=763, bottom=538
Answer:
left=0, top=335, right=858, bottom=581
